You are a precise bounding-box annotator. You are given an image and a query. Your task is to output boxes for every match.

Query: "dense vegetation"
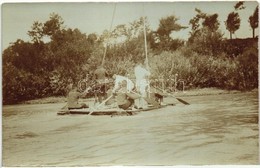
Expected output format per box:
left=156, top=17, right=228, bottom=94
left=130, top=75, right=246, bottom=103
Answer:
left=2, top=3, right=259, bottom=104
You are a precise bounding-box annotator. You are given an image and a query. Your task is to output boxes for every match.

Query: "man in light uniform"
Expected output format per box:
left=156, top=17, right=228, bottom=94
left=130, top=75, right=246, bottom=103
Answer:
left=134, top=62, right=151, bottom=108
left=112, top=74, right=135, bottom=93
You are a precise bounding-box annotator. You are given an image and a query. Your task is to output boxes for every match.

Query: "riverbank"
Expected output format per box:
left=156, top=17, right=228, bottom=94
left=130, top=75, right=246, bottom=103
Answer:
left=20, top=87, right=258, bottom=105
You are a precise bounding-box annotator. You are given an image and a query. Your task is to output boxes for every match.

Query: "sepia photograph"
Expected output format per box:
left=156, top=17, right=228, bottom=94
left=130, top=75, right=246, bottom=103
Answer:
left=1, top=0, right=259, bottom=166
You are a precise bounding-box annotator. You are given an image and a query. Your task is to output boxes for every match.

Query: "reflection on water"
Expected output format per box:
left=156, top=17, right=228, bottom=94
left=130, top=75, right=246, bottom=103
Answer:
left=2, top=92, right=259, bottom=166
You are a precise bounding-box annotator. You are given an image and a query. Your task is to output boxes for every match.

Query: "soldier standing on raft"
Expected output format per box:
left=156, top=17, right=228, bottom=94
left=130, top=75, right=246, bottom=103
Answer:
left=93, top=65, right=109, bottom=104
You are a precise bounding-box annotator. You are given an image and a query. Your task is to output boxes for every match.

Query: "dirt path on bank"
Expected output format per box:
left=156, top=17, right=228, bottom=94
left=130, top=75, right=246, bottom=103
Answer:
left=2, top=92, right=259, bottom=166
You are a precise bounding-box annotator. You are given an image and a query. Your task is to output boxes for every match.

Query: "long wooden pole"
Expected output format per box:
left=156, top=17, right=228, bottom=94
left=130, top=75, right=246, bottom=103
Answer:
left=142, top=4, right=148, bottom=69
left=152, top=85, right=190, bottom=105
left=89, top=95, right=114, bottom=115
left=142, top=3, right=151, bottom=98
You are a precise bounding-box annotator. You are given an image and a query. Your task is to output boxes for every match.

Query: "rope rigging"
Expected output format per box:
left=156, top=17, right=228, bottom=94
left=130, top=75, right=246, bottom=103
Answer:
left=101, top=3, right=149, bottom=68
left=101, top=3, right=117, bottom=67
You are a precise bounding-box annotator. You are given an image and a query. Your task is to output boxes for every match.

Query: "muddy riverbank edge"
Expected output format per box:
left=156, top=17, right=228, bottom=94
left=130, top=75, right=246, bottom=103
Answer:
left=20, top=87, right=258, bottom=105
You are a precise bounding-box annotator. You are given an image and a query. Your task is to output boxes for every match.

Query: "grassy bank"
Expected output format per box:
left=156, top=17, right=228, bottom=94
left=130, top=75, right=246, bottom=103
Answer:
left=20, top=88, right=258, bottom=105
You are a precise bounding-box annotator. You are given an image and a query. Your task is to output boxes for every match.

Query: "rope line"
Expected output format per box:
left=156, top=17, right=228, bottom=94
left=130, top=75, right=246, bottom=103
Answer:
left=101, top=3, right=117, bottom=66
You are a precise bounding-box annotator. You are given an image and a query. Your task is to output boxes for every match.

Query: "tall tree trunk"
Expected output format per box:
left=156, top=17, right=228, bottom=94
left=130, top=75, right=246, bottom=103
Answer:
left=230, top=31, right=232, bottom=40
left=253, top=28, right=255, bottom=38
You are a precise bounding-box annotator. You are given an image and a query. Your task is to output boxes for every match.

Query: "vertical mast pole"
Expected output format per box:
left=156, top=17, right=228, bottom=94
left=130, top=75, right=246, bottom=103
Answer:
left=143, top=3, right=148, bottom=69
left=143, top=3, right=150, bottom=98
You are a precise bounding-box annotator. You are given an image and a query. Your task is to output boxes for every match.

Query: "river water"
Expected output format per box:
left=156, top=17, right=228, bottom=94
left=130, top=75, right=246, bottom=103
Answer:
left=2, top=92, right=259, bottom=166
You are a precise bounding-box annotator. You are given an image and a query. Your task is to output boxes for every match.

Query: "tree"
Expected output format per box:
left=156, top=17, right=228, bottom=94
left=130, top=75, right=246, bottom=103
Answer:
left=42, top=13, right=64, bottom=37
left=28, top=21, right=44, bottom=43
left=3, top=13, right=99, bottom=101
left=188, top=9, right=223, bottom=56
left=157, top=15, right=184, bottom=36
left=224, top=1, right=245, bottom=40
left=225, top=12, right=241, bottom=39
left=189, top=8, right=207, bottom=33
left=109, top=17, right=150, bottom=41
left=249, top=6, right=259, bottom=38
left=234, top=1, right=245, bottom=10
left=102, top=17, right=151, bottom=63
left=154, top=15, right=187, bottom=51
left=28, top=13, right=64, bottom=44
left=49, top=28, right=93, bottom=79
left=87, top=33, right=98, bottom=44
left=5, top=39, right=43, bottom=73
left=2, top=40, right=52, bottom=104
left=202, top=14, right=220, bottom=32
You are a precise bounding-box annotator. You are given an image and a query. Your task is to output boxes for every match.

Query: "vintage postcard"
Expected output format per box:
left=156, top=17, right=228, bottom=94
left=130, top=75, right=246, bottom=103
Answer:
left=1, top=0, right=259, bottom=166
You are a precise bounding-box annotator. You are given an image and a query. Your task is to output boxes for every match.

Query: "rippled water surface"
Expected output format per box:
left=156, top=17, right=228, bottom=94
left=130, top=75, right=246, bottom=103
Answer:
left=2, top=92, right=259, bottom=166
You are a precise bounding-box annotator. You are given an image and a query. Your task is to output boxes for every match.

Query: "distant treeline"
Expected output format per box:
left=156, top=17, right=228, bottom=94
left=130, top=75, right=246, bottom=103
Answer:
left=2, top=12, right=258, bottom=104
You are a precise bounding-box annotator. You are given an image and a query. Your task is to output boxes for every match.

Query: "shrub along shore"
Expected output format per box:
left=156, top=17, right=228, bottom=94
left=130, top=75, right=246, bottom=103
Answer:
left=3, top=13, right=258, bottom=105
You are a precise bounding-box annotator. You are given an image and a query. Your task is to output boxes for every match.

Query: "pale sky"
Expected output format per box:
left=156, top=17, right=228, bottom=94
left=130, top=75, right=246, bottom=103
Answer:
left=1, top=1, right=259, bottom=50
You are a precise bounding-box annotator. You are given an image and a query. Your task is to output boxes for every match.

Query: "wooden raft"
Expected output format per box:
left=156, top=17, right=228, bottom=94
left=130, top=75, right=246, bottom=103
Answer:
left=57, top=105, right=170, bottom=116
